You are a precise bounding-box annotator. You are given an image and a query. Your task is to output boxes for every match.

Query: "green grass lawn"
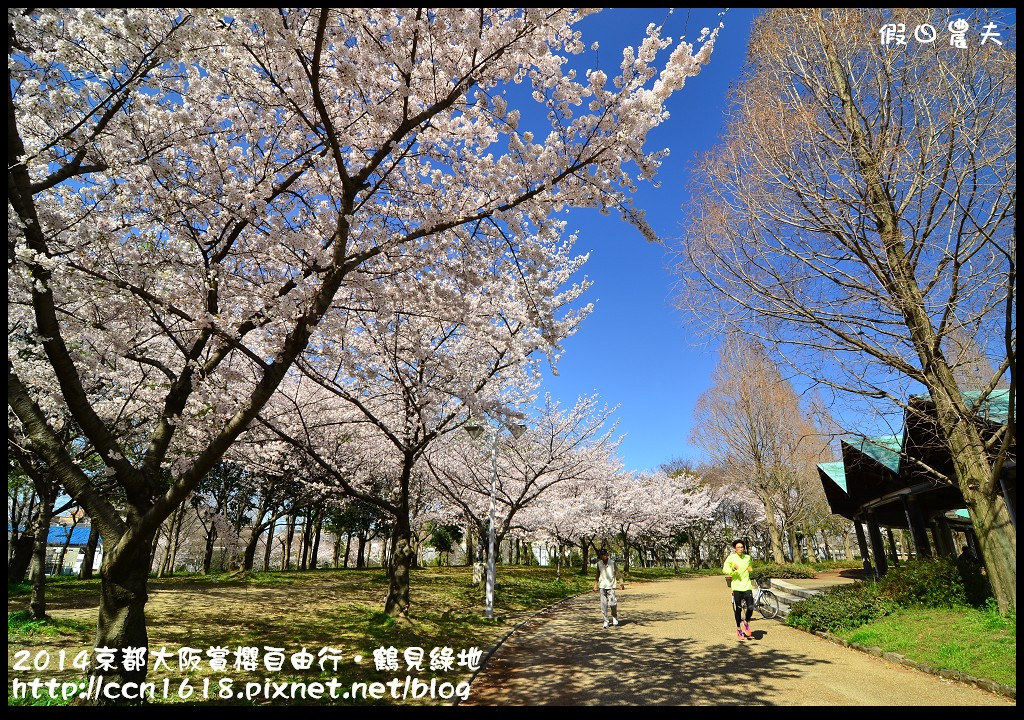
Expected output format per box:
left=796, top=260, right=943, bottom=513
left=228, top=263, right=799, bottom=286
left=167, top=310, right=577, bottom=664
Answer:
left=836, top=603, right=1016, bottom=689
left=8, top=565, right=595, bottom=706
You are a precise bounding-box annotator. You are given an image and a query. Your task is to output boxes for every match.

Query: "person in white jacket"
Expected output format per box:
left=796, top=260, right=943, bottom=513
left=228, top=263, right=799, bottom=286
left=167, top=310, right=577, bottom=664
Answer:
left=593, top=548, right=625, bottom=628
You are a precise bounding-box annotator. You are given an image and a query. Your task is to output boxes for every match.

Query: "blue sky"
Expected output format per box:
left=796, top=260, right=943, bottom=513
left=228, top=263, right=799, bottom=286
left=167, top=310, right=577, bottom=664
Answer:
left=535, top=8, right=761, bottom=474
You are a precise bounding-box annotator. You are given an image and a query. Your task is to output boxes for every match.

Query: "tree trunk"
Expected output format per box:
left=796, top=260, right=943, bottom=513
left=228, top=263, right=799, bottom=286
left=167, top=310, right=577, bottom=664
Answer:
left=787, top=523, right=802, bottom=563
left=689, top=532, right=701, bottom=568
left=930, top=397, right=1017, bottom=612
left=383, top=453, right=418, bottom=616
left=844, top=527, right=854, bottom=560
left=242, top=522, right=264, bottom=572
left=8, top=489, right=38, bottom=581
left=957, top=444, right=1016, bottom=613
left=91, top=540, right=153, bottom=694
left=80, top=525, right=100, bottom=580
left=8, top=531, right=35, bottom=583
left=578, top=537, right=591, bottom=574
left=202, top=522, right=218, bottom=574
left=758, top=492, right=787, bottom=563
left=804, top=524, right=818, bottom=563
left=342, top=533, right=351, bottom=568
left=356, top=532, right=367, bottom=569
left=30, top=492, right=56, bottom=618
left=283, top=514, right=295, bottom=570
left=382, top=533, right=393, bottom=570
left=464, top=526, right=473, bottom=566
left=300, top=515, right=312, bottom=570
left=310, top=515, right=323, bottom=570
left=156, top=535, right=171, bottom=578
left=54, top=517, right=80, bottom=575
left=384, top=515, right=415, bottom=616
left=148, top=527, right=162, bottom=573
left=263, top=518, right=276, bottom=571
left=157, top=512, right=175, bottom=578
left=167, top=508, right=184, bottom=575
left=54, top=541, right=68, bottom=573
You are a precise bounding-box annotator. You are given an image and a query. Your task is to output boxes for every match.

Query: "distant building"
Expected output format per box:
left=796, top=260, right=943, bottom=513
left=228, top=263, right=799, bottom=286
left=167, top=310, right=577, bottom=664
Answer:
left=44, top=524, right=102, bottom=576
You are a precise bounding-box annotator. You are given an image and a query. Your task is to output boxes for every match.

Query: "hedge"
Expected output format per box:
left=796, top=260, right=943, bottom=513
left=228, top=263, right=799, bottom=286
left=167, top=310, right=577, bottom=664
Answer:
left=750, top=562, right=817, bottom=585
left=785, top=556, right=994, bottom=634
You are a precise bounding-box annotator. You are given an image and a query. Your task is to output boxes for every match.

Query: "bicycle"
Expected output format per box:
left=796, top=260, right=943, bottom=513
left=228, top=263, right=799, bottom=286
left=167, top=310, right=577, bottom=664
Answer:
left=730, top=579, right=780, bottom=620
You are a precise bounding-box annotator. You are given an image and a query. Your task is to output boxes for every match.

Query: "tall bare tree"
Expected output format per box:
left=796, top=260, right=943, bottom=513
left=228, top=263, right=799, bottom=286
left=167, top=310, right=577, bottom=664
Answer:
left=678, top=9, right=1015, bottom=610
left=691, top=334, right=831, bottom=563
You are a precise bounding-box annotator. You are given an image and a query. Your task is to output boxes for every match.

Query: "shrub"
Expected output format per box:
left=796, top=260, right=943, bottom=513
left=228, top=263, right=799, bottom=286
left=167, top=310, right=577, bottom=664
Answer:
left=954, top=558, right=994, bottom=607
left=750, top=562, right=817, bottom=585
left=877, top=556, right=992, bottom=609
left=808, top=560, right=862, bottom=571
left=785, top=582, right=894, bottom=633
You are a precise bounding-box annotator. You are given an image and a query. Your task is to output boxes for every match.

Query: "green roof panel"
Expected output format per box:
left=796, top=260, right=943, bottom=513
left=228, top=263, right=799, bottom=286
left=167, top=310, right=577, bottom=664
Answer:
left=846, top=434, right=902, bottom=474
left=962, top=389, right=1013, bottom=424
left=818, top=461, right=848, bottom=493
left=911, top=389, right=1014, bottom=424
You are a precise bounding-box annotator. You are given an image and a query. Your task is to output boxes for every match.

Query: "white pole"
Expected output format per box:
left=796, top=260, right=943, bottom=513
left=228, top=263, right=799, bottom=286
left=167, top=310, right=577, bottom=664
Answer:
left=485, top=430, right=498, bottom=619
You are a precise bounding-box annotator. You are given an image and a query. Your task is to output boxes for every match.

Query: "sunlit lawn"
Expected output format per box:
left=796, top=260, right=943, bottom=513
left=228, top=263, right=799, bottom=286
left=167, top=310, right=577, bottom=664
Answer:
left=837, top=604, right=1016, bottom=689
left=8, top=565, right=596, bottom=706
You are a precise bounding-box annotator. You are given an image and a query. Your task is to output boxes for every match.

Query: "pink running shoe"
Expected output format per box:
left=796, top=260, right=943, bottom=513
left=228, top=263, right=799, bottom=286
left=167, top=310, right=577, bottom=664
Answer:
left=742, top=622, right=752, bottom=637
left=737, top=628, right=744, bottom=640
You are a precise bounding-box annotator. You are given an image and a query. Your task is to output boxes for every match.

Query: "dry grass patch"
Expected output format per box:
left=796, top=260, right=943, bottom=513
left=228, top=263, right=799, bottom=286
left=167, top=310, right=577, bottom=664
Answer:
left=9, top=566, right=591, bottom=705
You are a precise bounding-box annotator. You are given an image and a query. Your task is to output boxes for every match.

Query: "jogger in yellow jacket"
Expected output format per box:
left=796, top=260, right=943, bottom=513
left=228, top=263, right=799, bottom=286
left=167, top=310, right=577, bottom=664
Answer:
left=723, top=539, right=754, bottom=640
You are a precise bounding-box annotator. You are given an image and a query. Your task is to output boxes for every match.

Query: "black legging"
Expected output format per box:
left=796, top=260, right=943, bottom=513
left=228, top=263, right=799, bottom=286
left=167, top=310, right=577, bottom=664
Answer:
left=732, top=590, right=754, bottom=626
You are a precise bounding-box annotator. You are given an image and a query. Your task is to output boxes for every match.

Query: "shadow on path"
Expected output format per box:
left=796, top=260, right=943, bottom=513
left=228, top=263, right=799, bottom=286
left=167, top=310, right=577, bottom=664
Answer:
left=466, top=575, right=1013, bottom=706
left=471, top=630, right=820, bottom=705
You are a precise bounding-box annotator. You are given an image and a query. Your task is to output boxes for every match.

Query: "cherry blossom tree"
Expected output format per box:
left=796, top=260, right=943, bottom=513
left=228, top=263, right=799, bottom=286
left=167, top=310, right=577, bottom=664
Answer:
left=255, top=273, right=554, bottom=612
left=605, top=469, right=725, bottom=570
left=519, top=463, right=618, bottom=575
left=8, top=8, right=720, bottom=683
left=425, top=394, right=620, bottom=575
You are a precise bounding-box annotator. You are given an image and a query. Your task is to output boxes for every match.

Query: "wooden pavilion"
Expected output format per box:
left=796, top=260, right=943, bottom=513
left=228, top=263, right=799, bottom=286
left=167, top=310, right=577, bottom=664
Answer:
left=818, top=390, right=1015, bottom=576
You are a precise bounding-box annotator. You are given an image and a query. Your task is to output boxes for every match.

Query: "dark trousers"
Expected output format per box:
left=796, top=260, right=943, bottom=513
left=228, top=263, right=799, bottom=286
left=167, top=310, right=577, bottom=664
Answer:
left=732, top=590, right=754, bottom=625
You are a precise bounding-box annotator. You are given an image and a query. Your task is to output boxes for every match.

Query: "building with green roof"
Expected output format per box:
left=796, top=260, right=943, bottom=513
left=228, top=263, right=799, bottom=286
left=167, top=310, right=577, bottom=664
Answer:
left=817, top=390, right=1015, bottom=577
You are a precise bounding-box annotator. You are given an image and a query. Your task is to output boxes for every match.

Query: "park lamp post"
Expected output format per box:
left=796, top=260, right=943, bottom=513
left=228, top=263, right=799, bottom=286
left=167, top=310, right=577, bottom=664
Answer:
left=463, top=416, right=527, bottom=619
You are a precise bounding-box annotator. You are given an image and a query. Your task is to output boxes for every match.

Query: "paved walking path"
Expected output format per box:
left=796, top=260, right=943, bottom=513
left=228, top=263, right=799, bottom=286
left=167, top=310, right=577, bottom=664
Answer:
left=464, top=575, right=1013, bottom=706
